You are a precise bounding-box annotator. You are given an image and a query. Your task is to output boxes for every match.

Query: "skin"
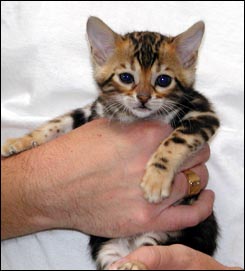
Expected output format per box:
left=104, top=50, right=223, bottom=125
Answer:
left=109, top=245, right=243, bottom=270
left=1, top=118, right=212, bottom=240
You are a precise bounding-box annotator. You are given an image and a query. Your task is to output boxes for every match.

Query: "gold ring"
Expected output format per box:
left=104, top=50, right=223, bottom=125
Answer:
left=183, top=169, right=201, bottom=196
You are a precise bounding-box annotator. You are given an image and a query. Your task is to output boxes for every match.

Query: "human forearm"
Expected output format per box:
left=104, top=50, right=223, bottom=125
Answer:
left=1, top=151, right=56, bottom=239
left=1, top=121, right=110, bottom=239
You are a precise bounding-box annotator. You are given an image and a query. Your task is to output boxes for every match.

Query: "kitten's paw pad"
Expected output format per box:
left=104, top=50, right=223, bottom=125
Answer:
left=1, top=137, right=37, bottom=157
left=141, top=166, right=173, bottom=203
left=117, top=261, right=147, bottom=270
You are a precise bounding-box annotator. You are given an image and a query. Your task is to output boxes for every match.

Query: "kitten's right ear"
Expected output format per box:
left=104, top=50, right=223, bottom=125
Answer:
left=87, top=17, right=117, bottom=65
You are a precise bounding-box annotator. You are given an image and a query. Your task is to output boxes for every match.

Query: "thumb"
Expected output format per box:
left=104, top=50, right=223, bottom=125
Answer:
left=109, top=245, right=183, bottom=270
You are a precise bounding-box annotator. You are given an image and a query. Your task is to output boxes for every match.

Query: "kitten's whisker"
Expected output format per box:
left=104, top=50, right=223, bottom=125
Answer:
left=159, top=103, right=181, bottom=128
left=164, top=101, right=193, bottom=129
left=166, top=100, right=192, bottom=111
left=104, top=101, right=130, bottom=123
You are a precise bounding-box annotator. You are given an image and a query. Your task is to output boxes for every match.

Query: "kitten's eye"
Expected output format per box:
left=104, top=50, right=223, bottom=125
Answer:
left=119, top=73, right=134, bottom=84
left=155, top=74, right=172, bottom=87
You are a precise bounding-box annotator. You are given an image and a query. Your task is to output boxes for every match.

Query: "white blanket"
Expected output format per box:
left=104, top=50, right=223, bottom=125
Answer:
left=1, top=1, right=244, bottom=269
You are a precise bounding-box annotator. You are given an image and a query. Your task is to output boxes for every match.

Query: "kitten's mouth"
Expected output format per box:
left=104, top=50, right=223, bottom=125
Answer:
left=133, top=105, right=152, bottom=111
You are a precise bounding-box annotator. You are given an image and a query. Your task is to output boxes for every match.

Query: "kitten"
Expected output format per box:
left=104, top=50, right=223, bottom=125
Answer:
left=2, top=17, right=219, bottom=270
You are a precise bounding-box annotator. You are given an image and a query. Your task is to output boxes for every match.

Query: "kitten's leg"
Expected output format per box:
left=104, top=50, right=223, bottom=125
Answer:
left=1, top=107, right=91, bottom=157
left=141, top=113, right=219, bottom=203
left=115, top=231, right=172, bottom=270
left=95, top=238, right=131, bottom=270
left=94, top=232, right=169, bottom=270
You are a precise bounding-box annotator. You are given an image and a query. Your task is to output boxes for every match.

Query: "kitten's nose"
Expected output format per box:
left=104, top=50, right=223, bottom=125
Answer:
left=137, top=94, right=151, bottom=105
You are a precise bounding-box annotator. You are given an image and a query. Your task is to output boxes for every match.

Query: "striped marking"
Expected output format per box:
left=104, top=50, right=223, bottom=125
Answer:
left=153, top=163, right=167, bottom=170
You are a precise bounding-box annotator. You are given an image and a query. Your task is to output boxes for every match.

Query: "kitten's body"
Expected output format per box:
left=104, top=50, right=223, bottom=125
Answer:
left=2, top=17, right=219, bottom=270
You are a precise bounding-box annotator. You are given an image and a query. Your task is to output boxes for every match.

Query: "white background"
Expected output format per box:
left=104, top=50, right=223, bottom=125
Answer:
left=1, top=1, right=244, bottom=269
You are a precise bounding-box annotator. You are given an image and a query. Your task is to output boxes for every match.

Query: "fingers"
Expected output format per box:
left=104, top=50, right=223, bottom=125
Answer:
left=109, top=246, right=167, bottom=270
left=180, top=163, right=209, bottom=197
left=109, top=244, right=193, bottom=270
left=180, top=143, right=210, bottom=171
left=153, top=189, right=215, bottom=232
left=155, top=163, right=209, bottom=210
left=110, top=243, right=240, bottom=270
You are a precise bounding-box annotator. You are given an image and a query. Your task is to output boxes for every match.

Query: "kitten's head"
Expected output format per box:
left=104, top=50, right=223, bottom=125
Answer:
left=87, top=17, right=204, bottom=119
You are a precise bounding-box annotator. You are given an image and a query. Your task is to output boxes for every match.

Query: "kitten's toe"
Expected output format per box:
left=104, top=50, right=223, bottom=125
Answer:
left=141, top=166, right=173, bottom=203
left=1, top=137, right=37, bottom=157
left=117, top=261, right=147, bottom=270
left=141, top=171, right=163, bottom=203
left=161, top=184, right=171, bottom=199
left=2, top=138, right=20, bottom=157
left=140, top=179, right=162, bottom=203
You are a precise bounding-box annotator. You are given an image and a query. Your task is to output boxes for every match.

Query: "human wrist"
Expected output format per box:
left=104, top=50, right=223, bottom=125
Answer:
left=22, top=137, right=84, bottom=231
left=18, top=147, right=61, bottom=233
left=1, top=151, right=56, bottom=239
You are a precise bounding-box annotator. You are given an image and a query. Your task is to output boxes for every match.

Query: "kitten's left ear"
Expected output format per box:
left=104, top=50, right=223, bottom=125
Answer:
left=87, top=16, right=117, bottom=65
left=173, top=21, right=205, bottom=68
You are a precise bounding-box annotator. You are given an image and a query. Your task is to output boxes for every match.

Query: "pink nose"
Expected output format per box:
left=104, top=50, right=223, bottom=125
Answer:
left=137, top=94, right=151, bottom=104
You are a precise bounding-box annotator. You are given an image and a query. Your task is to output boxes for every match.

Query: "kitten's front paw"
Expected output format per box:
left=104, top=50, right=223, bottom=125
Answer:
left=116, top=261, right=147, bottom=270
left=1, top=137, right=38, bottom=157
left=141, top=165, right=173, bottom=203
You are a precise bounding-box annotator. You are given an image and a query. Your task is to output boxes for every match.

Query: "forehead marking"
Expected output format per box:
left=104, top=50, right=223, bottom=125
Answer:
left=126, top=32, right=166, bottom=69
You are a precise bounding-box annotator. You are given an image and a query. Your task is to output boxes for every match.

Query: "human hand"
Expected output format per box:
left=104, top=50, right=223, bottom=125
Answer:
left=2, top=118, right=212, bottom=239
left=28, top=118, right=211, bottom=237
left=109, top=244, right=242, bottom=270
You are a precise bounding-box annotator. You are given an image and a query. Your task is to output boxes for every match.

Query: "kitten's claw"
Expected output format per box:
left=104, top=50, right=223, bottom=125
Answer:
left=31, top=141, right=39, bottom=147
left=116, top=261, right=147, bottom=270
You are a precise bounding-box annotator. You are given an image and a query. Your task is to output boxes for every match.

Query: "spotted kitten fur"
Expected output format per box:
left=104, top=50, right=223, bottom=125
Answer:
left=2, top=17, right=219, bottom=270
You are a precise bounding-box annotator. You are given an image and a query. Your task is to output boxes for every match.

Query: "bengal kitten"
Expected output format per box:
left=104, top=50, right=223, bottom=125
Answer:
left=2, top=17, right=219, bottom=270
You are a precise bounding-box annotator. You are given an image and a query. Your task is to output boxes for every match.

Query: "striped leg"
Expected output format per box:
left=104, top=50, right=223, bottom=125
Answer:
left=141, top=112, right=220, bottom=203
left=1, top=106, right=92, bottom=157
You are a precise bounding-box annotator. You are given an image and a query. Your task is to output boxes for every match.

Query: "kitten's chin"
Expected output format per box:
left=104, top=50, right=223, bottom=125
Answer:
left=131, top=108, right=154, bottom=118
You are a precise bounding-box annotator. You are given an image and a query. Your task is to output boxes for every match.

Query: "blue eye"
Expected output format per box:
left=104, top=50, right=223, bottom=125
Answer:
left=119, top=73, right=134, bottom=84
left=155, top=74, right=172, bottom=87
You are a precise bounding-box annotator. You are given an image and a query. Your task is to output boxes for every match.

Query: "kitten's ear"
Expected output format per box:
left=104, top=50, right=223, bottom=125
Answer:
left=87, top=16, right=117, bottom=65
left=173, top=21, right=205, bottom=68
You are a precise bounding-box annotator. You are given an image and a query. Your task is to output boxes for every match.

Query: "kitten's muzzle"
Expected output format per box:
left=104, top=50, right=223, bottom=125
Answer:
left=136, top=93, right=151, bottom=105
